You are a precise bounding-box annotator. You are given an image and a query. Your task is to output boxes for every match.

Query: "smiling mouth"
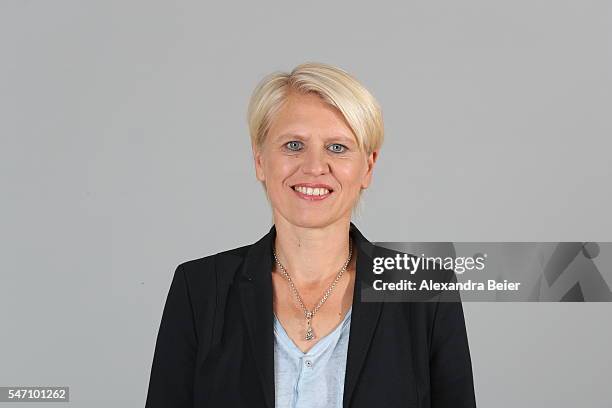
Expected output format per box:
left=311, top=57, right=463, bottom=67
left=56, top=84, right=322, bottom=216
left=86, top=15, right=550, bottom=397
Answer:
left=291, top=185, right=333, bottom=200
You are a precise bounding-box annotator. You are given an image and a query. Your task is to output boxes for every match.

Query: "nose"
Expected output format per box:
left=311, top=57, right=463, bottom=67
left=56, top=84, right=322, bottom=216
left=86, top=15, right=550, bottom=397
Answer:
left=301, top=147, right=330, bottom=176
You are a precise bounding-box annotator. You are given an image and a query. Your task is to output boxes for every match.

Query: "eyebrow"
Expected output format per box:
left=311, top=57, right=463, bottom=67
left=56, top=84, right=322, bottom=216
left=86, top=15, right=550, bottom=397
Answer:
left=275, top=132, right=356, bottom=145
left=276, top=132, right=307, bottom=141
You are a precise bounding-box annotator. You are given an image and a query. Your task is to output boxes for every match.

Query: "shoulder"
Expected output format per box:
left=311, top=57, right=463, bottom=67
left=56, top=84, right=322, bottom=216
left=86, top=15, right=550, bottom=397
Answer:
left=175, top=243, right=252, bottom=290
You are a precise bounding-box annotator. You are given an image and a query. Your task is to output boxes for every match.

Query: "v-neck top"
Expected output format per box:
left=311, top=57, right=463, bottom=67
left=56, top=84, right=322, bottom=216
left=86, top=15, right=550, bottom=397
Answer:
left=273, top=307, right=353, bottom=408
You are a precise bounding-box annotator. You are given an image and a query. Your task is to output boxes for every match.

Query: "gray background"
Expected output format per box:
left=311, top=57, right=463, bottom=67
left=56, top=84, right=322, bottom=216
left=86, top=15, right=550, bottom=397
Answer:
left=1, top=1, right=611, bottom=406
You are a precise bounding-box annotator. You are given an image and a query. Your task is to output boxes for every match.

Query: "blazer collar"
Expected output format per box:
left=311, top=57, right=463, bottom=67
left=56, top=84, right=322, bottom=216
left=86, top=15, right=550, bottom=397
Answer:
left=239, top=222, right=382, bottom=408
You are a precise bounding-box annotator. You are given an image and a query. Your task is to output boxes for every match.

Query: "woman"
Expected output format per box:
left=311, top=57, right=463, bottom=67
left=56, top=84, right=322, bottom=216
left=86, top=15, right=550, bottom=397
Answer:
left=145, top=62, right=476, bottom=407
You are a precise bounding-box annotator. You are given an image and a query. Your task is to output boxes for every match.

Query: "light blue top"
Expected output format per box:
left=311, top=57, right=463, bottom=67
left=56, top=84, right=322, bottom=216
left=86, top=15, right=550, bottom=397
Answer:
left=273, top=307, right=352, bottom=408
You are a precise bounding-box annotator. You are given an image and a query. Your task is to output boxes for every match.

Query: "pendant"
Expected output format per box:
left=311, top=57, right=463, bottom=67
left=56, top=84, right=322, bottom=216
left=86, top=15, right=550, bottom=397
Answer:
left=305, top=312, right=315, bottom=341
left=305, top=321, right=315, bottom=341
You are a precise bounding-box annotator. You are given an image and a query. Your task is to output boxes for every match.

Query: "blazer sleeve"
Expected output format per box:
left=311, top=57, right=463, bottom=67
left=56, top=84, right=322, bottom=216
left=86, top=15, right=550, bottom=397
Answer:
left=145, top=263, right=198, bottom=408
left=429, top=294, right=477, bottom=407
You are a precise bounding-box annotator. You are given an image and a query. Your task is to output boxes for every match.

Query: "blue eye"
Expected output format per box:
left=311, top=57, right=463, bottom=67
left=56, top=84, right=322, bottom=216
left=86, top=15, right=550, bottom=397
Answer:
left=328, top=143, right=347, bottom=153
left=285, top=141, right=303, bottom=151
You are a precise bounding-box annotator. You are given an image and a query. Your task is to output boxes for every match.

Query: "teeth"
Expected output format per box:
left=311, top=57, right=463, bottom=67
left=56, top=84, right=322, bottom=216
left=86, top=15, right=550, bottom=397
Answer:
left=294, top=186, right=330, bottom=196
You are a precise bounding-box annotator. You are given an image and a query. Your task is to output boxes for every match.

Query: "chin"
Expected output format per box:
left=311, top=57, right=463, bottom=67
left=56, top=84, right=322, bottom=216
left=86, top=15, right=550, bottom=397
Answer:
left=288, top=217, right=330, bottom=229
left=282, top=210, right=346, bottom=230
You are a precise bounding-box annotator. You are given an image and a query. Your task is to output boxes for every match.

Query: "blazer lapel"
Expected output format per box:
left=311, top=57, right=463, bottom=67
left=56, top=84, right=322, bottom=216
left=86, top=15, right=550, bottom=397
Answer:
left=343, top=223, right=383, bottom=408
left=239, top=225, right=276, bottom=408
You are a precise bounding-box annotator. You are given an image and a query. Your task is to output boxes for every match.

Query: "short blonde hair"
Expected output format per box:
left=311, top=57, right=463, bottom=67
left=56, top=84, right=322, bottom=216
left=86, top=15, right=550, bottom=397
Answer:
left=247, top=62, right=384, bottom=154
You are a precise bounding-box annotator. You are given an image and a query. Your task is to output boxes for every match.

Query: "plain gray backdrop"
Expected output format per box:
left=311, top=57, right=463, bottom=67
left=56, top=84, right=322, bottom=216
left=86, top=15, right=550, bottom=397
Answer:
left=2, top=1, right=611, bottom=406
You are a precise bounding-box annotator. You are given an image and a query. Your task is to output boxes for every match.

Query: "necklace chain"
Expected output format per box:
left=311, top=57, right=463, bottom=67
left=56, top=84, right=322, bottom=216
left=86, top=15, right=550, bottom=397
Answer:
left=272, top=240, right=353, bottom=340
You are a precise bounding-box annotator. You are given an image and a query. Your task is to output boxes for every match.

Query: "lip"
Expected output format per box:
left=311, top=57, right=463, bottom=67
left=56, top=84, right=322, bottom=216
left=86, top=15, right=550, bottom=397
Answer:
left=290, top=183, right=334, bottom=201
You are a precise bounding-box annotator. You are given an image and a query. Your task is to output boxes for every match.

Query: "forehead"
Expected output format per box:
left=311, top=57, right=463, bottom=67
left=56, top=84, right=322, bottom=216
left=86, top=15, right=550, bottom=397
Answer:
left=267, top=92, right=355, bottom=139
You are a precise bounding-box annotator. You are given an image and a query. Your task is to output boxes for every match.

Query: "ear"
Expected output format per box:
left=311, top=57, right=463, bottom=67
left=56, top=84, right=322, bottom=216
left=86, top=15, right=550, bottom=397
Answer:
left=361, top=149, right=379, bottom=189
left=252, top=142, right=266, bottom=182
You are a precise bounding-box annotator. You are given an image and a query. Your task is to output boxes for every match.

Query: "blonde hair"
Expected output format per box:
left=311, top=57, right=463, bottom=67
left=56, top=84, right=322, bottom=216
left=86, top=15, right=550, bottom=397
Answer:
left=247, top=62, right=384, bottom=154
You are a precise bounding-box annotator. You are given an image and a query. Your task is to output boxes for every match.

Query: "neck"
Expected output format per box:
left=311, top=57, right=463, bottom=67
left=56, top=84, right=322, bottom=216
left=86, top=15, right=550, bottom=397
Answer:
left=272, top=214, right=354, bottom=285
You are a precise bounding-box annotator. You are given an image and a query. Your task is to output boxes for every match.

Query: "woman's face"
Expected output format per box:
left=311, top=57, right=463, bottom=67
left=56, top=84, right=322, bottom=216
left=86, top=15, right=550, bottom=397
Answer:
left=253, top=91, right=378, bottom=229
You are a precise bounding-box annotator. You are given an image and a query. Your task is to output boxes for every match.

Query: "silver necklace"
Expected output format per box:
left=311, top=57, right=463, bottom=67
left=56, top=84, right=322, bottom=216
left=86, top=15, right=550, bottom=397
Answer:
left=272, top=240, right=353, bottom=341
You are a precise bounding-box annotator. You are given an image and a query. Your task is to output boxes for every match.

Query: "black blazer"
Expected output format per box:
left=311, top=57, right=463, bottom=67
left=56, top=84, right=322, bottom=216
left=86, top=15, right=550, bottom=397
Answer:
left=145, top=223, right=476, bottom=408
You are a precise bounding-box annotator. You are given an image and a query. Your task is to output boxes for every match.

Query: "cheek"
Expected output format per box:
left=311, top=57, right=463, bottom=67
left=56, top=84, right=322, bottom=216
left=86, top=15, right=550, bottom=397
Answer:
left=263, top=156, right=295, bottom=186
left=337, top=161, right=367, bottom=190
